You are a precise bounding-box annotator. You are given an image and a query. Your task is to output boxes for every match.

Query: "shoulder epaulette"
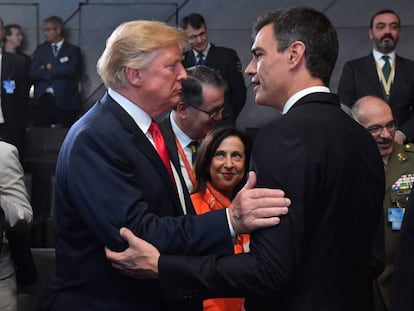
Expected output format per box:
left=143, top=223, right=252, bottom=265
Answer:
left=404, top=143, right=414, bottom=153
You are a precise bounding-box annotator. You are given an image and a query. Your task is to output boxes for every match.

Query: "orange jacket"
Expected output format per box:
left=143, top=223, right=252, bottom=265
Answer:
left=191, top=182, right=249, bottom=311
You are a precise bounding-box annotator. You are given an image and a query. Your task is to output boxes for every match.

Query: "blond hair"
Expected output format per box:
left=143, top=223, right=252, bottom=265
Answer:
left=97, top=20, right=187, bottom=89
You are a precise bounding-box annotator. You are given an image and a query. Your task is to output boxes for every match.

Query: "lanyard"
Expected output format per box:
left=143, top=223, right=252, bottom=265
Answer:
left=175, top=136, right=197, bottom=190
left=375, top=58, right=395, bottom=98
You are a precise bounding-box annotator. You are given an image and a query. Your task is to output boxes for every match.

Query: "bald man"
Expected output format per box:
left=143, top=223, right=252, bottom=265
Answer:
left=353, top=95, right=414, bottom=310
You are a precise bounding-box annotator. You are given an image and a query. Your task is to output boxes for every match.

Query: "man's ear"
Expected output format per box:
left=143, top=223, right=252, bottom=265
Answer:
left=124, top=67, right=143, bottom=86
left=368, top=29, right=374, bottom=40
left=287, top=41, right=306, bottom=66
left=176, top=102, right=187, bottom=115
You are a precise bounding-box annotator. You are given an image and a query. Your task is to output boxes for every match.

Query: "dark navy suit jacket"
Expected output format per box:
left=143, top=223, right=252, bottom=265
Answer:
left=38, top=93, right=233, bottom=311
left=29, top=41, right=82, bottom=111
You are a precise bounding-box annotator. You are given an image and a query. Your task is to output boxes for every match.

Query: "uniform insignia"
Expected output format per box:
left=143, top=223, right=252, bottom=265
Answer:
left=392, top=174, right=414, bottom=191
left=397, top=152, right=407, bottom=163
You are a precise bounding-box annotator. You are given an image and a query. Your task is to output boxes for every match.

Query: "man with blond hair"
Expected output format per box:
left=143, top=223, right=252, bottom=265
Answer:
left=38, top=20, right=289, bottom=311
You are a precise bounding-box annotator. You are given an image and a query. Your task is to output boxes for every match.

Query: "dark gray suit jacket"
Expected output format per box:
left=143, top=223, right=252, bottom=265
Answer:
left=338, top=54, right=414, bottom=142
left=158, top=92, right=384, bottom=310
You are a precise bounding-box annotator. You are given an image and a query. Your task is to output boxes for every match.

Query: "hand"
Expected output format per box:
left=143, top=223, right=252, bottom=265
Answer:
left=229, top=171, right=290, bottom=234
left=105, top=227, right=160, bottom=279
left=46, top=63, right=52, bottom=70
left=394, top=130, right=405, bottom=145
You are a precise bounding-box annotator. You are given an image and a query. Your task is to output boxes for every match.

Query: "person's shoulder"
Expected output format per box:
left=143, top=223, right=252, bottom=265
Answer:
left=210, top=44, right=238, bottom=56
left=344, top=54, right=371, bottom=65
left=403, top=143, right=414, bottom=154
left=0, top=141, right=18, bottom=160
left=395, top=143, right=414, bottom=164
left=396, top=55, right=414, bottom=66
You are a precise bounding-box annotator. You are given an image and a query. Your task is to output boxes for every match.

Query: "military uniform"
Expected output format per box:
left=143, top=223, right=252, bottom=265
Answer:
left=374, top=142, right=414, bottom=310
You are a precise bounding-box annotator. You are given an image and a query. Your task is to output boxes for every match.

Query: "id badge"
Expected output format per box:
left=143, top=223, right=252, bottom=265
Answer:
left=3, top=80, right=15, bottom=94
left=388, top=207, right=405, bottom=231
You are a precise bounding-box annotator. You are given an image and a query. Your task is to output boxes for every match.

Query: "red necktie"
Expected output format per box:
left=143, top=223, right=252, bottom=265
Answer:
left=148, top=121, right=175, bottom=182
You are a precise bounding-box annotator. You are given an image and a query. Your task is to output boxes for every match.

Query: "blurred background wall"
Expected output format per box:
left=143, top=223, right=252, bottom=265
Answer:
left=3, top=0, right=414, bottom=130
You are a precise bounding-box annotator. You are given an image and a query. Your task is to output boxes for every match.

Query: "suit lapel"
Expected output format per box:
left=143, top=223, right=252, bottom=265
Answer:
left=100, top=93, right=182, bottom=211
left=390, top=56, right=405, bottom=98
left=366, top=55, right=384, bottom=97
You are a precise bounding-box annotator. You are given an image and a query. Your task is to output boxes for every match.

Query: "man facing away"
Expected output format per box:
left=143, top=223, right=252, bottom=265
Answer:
left=352, top=95, right=414, bottom=311
left=37, top=20, right=289, bottom=311
left=181, top=13, right=246, bottom=127
left=338, top=9, right=414, bottom=144
left=107, top=7, right=385, bottom=311
left=159, top=65, right=226, bottom=193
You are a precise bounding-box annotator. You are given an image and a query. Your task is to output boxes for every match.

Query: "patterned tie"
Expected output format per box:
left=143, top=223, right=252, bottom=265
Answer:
left=148, top=121, right=174, bottom=182
left=382, top=55, right=391, bottom=81
left=188, top=141, right=199, bottom=165
left=52, top=43, right=58, bottom=57
left=197, top=52, right=205, bottom=65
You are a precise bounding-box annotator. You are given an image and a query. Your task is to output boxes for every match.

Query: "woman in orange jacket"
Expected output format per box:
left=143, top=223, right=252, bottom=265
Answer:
left=191, top=127, right=251, bottom=311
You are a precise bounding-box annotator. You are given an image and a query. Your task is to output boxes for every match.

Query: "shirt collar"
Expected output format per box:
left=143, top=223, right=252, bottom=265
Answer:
left=282, top=86, right=330, bottom=114
left=170, top=111, right=192, bottom=147
left=373, top=49, right=396, bottom=64
left=108, top=88, right=152, bottom=134
left=192, top=42, right=211, bottom=59
left=53, top=39, right=64, bottom=50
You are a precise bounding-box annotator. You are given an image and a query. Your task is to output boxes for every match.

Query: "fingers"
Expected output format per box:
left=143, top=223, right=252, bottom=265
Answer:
left=119, top=227, right=135, bottom=245
left=243, top=171, right=257, bottom=190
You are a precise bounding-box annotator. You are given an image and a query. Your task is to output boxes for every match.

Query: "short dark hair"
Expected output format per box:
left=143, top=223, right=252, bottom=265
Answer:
left=253, top=7, right=338, bottom=86
left=369, top=9, right=400, bottom=29
left=44, top=15, right=64, bottom=29
left=194, top=127, right=251, bottom=198
left=180, top=65, right=227, bottom=108
left=4, top=24, right=21, bottom=37
left=180, top=13, right=206, bottom=30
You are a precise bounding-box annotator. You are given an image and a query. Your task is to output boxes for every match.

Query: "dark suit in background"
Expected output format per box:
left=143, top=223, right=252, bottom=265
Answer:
left=0, top=51, right=28, bottom=158
left=158, top=92, right=385, bottom=310
left=338, top=55, right=414, bottom=142
left=28, top=40, right=82, bottom=127
left=183, top=44, right=246, bottom=126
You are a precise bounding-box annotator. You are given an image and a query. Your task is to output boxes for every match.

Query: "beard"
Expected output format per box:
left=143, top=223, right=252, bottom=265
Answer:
left=375, top=34, right=399, bottom=54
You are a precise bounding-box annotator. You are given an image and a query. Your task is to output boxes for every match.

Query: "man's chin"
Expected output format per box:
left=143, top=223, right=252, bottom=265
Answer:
left=379, top=143, right=393, bottom=156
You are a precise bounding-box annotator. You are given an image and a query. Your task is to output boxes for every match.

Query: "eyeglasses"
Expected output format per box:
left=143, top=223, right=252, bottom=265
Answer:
left=366, top=120, right=397, bottom=135
left=188, top=104, right=224, bottom=119
left=188, top=31, right=207, bottom=41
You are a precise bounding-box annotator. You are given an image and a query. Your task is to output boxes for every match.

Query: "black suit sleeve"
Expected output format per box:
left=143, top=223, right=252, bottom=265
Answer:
left=158, top=122, right=311, bottom=301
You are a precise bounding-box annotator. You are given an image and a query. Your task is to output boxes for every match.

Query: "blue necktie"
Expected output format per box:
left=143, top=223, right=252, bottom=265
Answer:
left=52, top=44, right=58, bottom=57
left=196, top=53, right=205, bottom=65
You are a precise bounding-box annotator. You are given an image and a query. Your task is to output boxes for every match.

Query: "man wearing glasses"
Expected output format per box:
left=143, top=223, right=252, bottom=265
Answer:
left=181, top=13, right=246, bottom=127
left=352, top=95, right=414, bottom=311
left=159, top=65, right=226, bottom=193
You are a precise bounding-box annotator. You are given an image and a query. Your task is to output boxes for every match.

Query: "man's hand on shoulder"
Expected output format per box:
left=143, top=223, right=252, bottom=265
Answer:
left=229, top=171, right=290, bottom=234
